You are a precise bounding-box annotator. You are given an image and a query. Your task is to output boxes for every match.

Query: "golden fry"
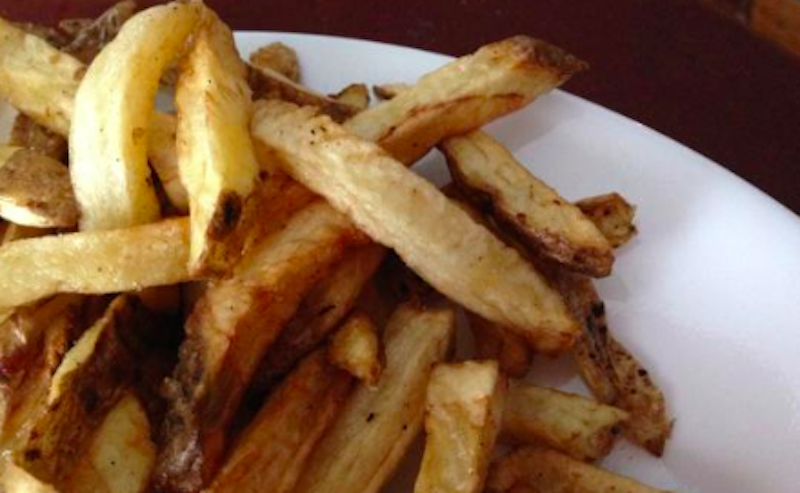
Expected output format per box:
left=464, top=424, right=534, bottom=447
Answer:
left=576, top=192, right=637, bottom=248
left=248, top=41, right=300, bottom=82
left=328, top=311, right=382, bottom=385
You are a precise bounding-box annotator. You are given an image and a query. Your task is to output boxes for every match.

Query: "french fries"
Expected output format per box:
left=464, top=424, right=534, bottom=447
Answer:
left=69, top=2, right=201, bottom=231
left=576, top=192, right=637, bottom=248
left=251, top=243, right=386, bottom=392
left=293, top=303, right=455, bottom=493
left=328, top=311, right=383, bottom=385
left=11, top=296, right=163, bottom=485
left=487, top=446, right=667, bottom=493
left=176, top=8, right=259, bottom=275
left=442, top=131, right=614, bottom=277
left=467, top=313, right=532, bottom=378
left=552, top=271, right=672, bottom=456
left=0, top=5, right=674, bottom=490
left=0, top=16, right=84, bottom=136
left=0, top=218, right=189, bottom=308
left=502, top=382, right=628, bottom=460
left=209, top=350, right=352, bottom=493
left=347, top=36, right=587, bottom=165
left=414, top=361, right=506, bottom=493
left=65, top=392, right=156, bottom=493
left=252, top=100, right=578, bottom=353
left=248, top=41, right=300, bottom=81
left=155, top=202, right=362, bottom=492
left=0, top=147, right=78, bottom=227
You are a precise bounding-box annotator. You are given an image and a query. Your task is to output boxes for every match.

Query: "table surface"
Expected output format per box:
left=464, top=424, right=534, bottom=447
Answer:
left=2, top=0, right=799, bottom=214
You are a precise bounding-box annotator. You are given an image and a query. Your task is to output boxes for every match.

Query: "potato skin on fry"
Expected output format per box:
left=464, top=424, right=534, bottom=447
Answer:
left=442, top=131, right=613, bottom=277
left=347, top=36, right=587, bottom=165
left=252, top=100, right=578, bottom=353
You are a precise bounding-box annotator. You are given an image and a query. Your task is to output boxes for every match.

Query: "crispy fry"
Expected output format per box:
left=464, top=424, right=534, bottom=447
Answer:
left=11, top=296, right=164, bottom=485
left=248, top=63, right=361, bottom=123
left=0, top=147, right=78, bottom=228
left=0, top=16, right=85, bottom=136
left=414, top=361, right=506, bottom=493
left=248, top=41, right=300, bottom=82
left=0, top=218, right=190, bottom=308
left=61, top=1, right=136, bottom=64
left=252, top=100, right=577, bottom=353
left=576, top=192, right=637, bottom=248
left=467, top=313, right=532, bottom=378
left=209, top=351, right=352, bottom=493
left=348, top=36, right=586, bottom=165
left=69, top=2, right=201, bottom=231
left=487, top=446, right=667, bottom=493
left=155, top=202, right=362, bottom=493
left=293, top=303, right=455, bottom=493
left=249, top=243, right=385, bottom=393
left=331, top=83, right=370, bottom=112
left=0, top=296, right=85, bottom=451
left=328, top=311, right=382, bottom=385
left=551, top=270, right=672, bottom=456
left=10, top=114, right=67, bottom=160
left=65, top=392, right=156, bottom=493
left=442, top=131, right=613, bottom=277
left=502, top=382, right=628, bottom=461
left=176, top=8, right=259, bottom=275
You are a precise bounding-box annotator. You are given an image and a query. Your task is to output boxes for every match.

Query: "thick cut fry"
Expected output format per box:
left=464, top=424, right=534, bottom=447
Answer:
left=0, top=147, right=78, bottom=227
left=155, top=202, right=362, bottom=493
left=248, top=41, right=300, bottom=81
left=414, top=361, right=506, bottom=493
left=502, top=383, right=628, bottom=461
left=250, top=243, right=385, bottom=393
left=328, top=311, right=382, bottom=385
left=293, top=303, right=455, bottom=493
left=61, top=1, right=136, bottom=64
left=248, top=63, right=361, bottom=123
left=347, top=36, right=586, bottom=165
left=468, top=313, right=532, bottom=378
left=177, top=9, right=259, bottom=275
left=0, top=16, right=85, bottom=136
left=487, top=446, right=667, bottom=493
left=12, top=296, right=162, bottom=485
left=576, top=192, right=637, bottom=248
left=10, top=114, right=67, bottom=160
left=69, top=2, right=201, bottom=231
left=65, top=392, right=156, bottom=493
left=552, top=270, right=672, bottom=456
left=442, top=131, right=613, bottom=277
left=209, top=351, right=352, bottom=493
left=0, top=218, right=189, bottom=308
left=0, top=296, right=85, bottom=451
left=332, top=83, right=370, bottom=112
left=252, top=100, right=577, bottom=353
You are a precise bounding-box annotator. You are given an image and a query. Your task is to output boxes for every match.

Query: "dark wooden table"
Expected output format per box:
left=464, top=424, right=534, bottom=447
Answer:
left=3, top=0, right=799, bottom=214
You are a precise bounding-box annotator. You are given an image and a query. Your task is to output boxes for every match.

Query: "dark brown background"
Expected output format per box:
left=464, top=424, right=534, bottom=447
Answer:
left=2, top=0, right=799, bottom=214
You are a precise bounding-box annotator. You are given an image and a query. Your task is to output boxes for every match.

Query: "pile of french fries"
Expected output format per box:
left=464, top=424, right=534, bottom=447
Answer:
left=0, top=2, right=674, bottom=492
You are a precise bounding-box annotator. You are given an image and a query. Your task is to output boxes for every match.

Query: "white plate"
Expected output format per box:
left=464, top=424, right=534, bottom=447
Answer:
left=232, top=33, right=800, bottom=493
left=3, top=31, right=797, bottom=493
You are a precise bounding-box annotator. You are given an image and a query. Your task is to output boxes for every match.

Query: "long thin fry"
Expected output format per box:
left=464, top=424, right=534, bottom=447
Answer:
left=69, top=2, right=202, bottom=230
left=252, top=100, right=578, bottom=353
left=176, top=8, right=259, bottom=275
left=0, top=218, right=189, bottom=308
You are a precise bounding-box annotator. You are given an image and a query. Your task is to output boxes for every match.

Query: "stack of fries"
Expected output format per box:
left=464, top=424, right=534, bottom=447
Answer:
left=0, top=2, right=673, bottom=492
